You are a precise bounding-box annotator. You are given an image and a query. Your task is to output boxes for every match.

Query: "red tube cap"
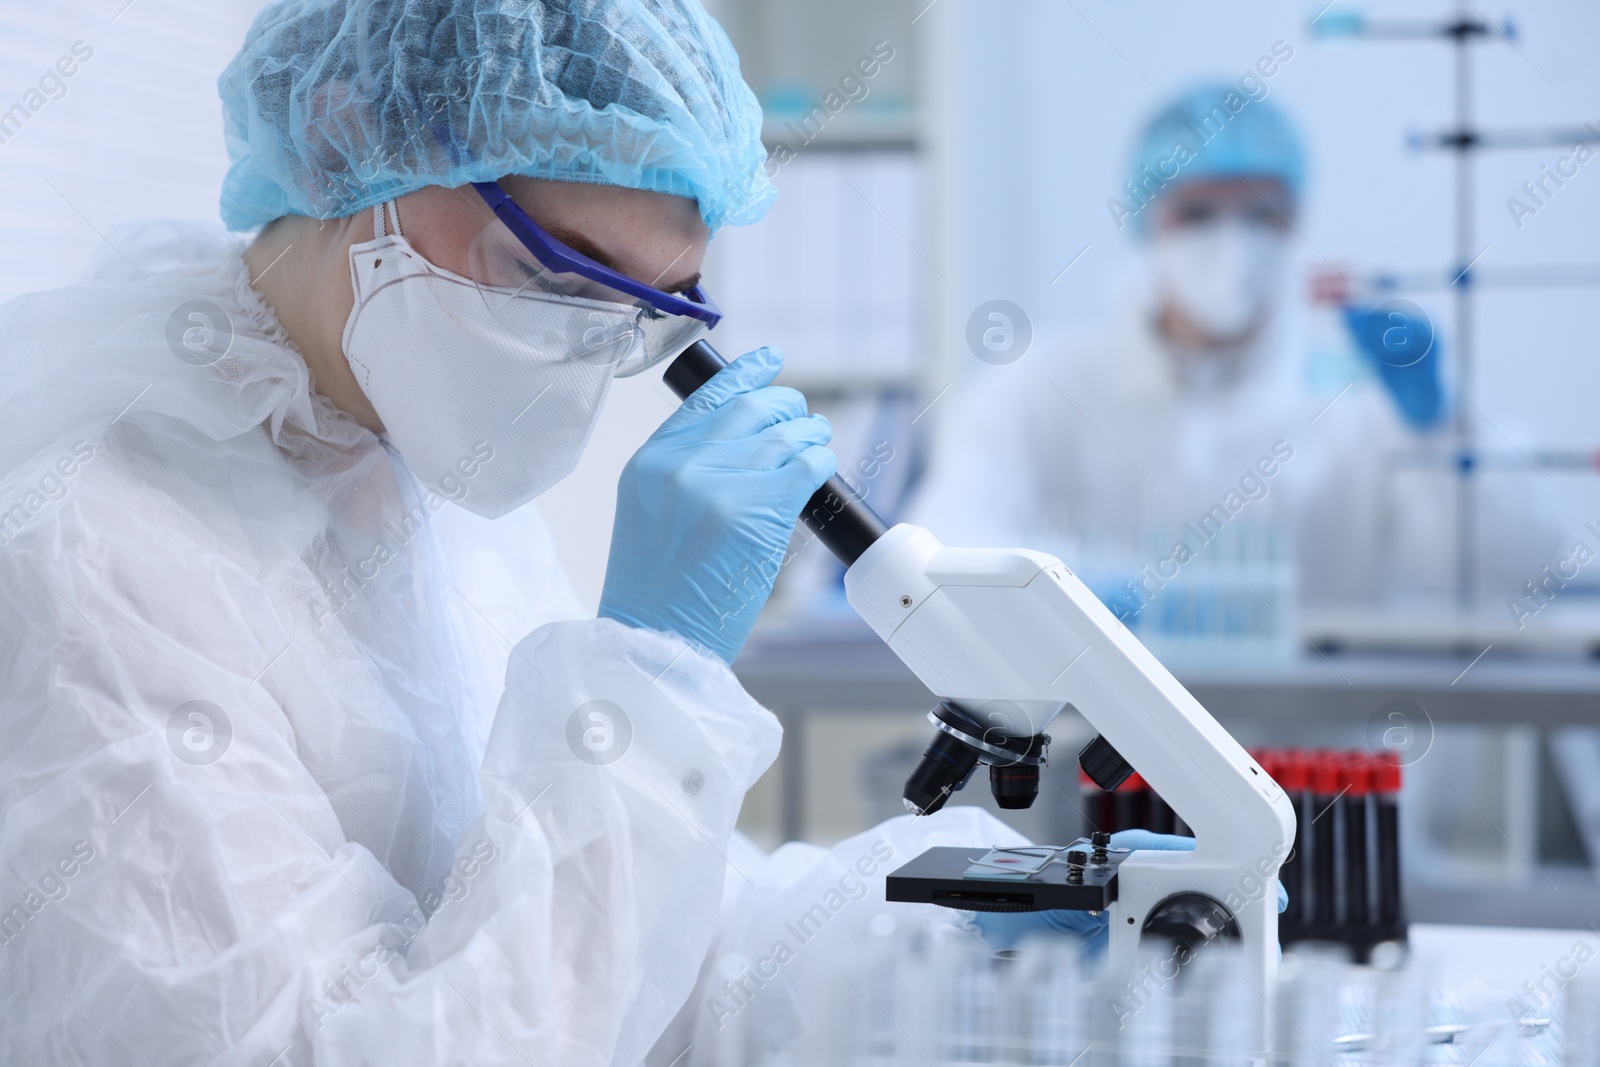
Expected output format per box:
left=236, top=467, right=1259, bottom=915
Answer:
left=1285, top=753, right=1311, bottom=792
left=1312, top=754, right=1342, bottom=795
left=1371, top=757, right=1403, bottom=794
left=1342, top=753, right=1371, bottom=797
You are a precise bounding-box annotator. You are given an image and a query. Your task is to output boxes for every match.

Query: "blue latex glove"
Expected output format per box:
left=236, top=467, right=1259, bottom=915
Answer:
left=970, top=830, right=1289, bottom=954
left=598, top=347, right=836, bottom=664
left=1342, top=303, right=1447, bottom=431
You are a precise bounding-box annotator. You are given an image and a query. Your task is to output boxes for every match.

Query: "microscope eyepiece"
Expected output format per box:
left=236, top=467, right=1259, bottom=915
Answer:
left=665, top=340, right=888, bottom=566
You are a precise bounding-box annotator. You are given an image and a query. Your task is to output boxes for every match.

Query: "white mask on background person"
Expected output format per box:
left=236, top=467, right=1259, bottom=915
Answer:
left=341, top=202, right=645, bottom=518
left=1152, top=217, right=1286, bottom=341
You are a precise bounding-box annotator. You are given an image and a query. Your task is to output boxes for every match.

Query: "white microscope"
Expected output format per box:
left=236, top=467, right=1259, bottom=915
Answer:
left=666, top=342, right=1297, bottom=1000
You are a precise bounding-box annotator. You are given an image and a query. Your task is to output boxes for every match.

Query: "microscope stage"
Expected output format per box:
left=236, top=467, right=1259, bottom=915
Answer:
left=886, top=846, right=1125, bottom=913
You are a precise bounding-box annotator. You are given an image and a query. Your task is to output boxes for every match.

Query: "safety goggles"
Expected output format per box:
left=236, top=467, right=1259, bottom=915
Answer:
left=469, top=181, right=721, bottom=377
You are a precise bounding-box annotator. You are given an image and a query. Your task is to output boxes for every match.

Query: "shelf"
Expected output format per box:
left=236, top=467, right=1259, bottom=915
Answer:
left=736, top=617, right=1600, bottom=727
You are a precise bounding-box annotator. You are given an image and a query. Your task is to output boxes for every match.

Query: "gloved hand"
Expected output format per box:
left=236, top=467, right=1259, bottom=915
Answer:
left=1342, top=303, right=1447, bottom=431
left=598, top=347, right=836, bottom=664
left=969, top=829, right=1289, bottom=955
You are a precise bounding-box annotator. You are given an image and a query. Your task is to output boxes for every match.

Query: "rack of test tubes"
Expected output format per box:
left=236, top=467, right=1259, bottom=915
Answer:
left=707, top=929, right=1600, bottom=1067
left=1082, top=748, right=1407, bottom=962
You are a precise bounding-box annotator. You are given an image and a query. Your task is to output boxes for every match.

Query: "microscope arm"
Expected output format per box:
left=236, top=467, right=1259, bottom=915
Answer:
left=845, top=523, right=1297, bottom=983
left=662, top=341, right=1292, bottom=988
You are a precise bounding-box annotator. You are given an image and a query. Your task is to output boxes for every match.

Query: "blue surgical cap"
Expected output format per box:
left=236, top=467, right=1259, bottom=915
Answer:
left=218, top=0, right=774, bottom=233
left=1126, top=83, right=1305, bottom=237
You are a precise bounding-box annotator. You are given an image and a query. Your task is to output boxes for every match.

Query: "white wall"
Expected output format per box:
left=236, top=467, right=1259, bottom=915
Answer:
left=0, top=1, right=264, bottom=300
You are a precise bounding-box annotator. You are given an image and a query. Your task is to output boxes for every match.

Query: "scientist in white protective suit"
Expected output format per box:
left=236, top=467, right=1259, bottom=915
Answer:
left=910, top=85, right=1557, bottom=641
left=0, top=1, right=1037, bottom=1063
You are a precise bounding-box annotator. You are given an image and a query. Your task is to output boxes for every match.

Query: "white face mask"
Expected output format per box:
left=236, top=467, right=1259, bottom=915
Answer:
left=1152, top=218, right=1286, bottom=341
left=341, top=203, right=644, bottom=518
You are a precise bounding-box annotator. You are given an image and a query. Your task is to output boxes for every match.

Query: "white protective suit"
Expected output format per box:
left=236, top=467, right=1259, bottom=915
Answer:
left=0, top=221, right=1002, bottom=1065
left=909, top=300, right=1560, bottom=614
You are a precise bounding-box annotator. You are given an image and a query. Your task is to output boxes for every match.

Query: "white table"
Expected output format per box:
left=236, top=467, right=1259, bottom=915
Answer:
left=1409, top=923, right=1598, bottom=987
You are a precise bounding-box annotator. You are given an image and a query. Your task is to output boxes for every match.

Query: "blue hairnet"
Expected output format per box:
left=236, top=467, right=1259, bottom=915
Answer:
left=1125, top=83, right=1305, bottom=236
left=218, top=0, right=774, bottom=233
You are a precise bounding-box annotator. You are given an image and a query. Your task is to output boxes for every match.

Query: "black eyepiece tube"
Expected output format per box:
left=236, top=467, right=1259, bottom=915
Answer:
left=663, top=340, right=890, bottom=567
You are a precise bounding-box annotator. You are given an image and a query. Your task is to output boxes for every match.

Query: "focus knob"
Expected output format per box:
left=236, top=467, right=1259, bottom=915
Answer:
left=1140, top=892, right=1241, bottom=956
left=1078, top=735, right=1133, bottom=791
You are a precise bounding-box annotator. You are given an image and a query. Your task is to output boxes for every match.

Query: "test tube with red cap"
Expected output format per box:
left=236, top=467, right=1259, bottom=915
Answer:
left=1340, top=754, right=1372, bottom=928
left=1372, top=757, right=1404, bottom=932
left=1310, top=752, right=1343, bottom=931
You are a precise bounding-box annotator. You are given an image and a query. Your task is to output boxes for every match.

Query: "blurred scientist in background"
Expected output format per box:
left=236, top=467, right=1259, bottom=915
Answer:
left=911, top=85, right=1551, bottom=643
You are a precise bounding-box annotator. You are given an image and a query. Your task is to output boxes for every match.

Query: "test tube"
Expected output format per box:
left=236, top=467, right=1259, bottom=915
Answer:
left=1371, top=967, right=1429, bottom=1067
left=909, top=936, right=998, bottom=1065
left=1007, top=937, right=1090, bottom=1066
left=1169, top=944, right=1259, bottom=1067
left=1341, top=754, right=1371, bottom=932
left=1311, top=753, right=1342, bottom=933
left=1275, top=948, right=1353, bottom=1067
left=1372, top=758, right=1404, bottom=933
left=1090, top=945, right=1175, bottom=1067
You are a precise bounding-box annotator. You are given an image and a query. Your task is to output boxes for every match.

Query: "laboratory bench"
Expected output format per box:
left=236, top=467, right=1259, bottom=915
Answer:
left=1398, top=922, right=1597, bottom=987
left=733, top=617, right=1600, bottom=931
